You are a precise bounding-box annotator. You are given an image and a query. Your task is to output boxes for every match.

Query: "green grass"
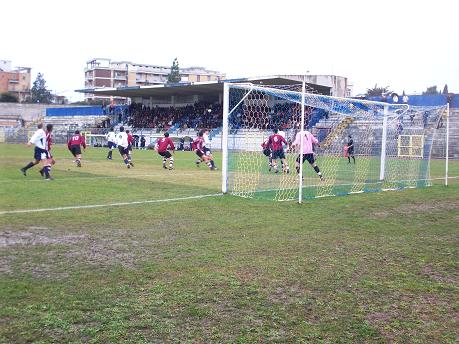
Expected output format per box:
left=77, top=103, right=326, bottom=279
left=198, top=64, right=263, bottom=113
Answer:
left=0, top=143, right=458, bottom=343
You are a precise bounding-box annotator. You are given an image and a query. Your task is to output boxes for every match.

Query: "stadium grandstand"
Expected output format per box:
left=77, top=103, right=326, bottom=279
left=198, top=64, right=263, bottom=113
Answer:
left=1, top=75, right=458, bottom=159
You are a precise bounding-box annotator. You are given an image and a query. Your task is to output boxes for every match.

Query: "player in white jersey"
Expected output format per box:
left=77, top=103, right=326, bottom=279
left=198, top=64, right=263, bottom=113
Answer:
left=201, top=129, right=217, bottom=170
left=116, top=126, right=132, bottom=168
left=20, top=123, right=53, bottom=180
left=106, top=127, right=116, bottom=160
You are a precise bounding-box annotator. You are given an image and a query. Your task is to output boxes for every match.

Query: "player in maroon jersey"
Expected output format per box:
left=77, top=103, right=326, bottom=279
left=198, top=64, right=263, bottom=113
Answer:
left=126, top=130, right=134, bottom=166
left=193, top=131, right=216, bottom=170
left=156, top=132, right=175, bottom=169
left=267, top=128, right=289, bottom=173
left=192, top=137, right=202, bottom=167
left=67, top=130, right=86, bottom=167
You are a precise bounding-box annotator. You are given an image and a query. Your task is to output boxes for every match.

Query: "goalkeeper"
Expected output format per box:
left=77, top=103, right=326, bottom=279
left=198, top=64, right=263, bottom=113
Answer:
left=292, top=129, right=323, bottom=181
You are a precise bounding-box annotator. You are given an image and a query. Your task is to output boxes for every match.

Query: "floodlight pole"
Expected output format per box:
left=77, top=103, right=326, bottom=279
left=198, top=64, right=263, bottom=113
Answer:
left=379, top=105, right=389, bottom=181
left=298, top=80, right=306, bottom=204
left=445, top=102, right=450, bottom=186
left=222, top=82, right=230, bottom=193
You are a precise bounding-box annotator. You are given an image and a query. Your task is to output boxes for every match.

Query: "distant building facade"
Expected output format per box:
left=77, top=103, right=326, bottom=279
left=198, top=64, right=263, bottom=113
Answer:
left=0, top=60, right=31, bottom=102
left=279, top=74, right=353, bottom=97
left=84, top=58, right=226, bottom=103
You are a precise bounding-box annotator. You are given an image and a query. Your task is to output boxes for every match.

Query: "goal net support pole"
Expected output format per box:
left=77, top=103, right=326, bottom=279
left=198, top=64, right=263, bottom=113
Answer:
left=379, top=105, right=389, bottom=181
left=298, top=80, right=306, bottom=204
left=445, top=102, right=450, bottom=187
left=222, top=82, right=230, bottom=193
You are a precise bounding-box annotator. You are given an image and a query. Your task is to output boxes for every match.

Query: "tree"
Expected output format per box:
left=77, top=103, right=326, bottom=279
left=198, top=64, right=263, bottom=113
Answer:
left=422, top=85, right=439, bottom=95
left=31, top=73, right=53, bottom=103
left=0, top=92, right=19, bottom=103
left=443, top=84, right=449, bottom=94
left=167, top=58, right=181, bottom=83
left=365, top=84, right=391, bottom=97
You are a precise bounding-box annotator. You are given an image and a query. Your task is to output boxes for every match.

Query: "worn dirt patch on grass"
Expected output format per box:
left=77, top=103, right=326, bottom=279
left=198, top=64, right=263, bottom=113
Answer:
left=421, top=264, right=457, bottom=284
left=0, top=228, right=181, bottom=278
left=0, top=230, right=88, bottom=247
left=373, top=199, right=459, bottom=218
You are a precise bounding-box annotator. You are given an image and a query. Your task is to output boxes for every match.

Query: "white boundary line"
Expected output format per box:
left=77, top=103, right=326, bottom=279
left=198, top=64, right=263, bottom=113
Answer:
left=0, top=193, right=223, bottom=215
left=0, top=173, right=196, bottom=183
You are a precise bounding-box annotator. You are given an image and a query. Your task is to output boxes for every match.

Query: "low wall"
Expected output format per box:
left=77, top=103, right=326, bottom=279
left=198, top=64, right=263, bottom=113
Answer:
left=0, top=103, right=94, bottom=122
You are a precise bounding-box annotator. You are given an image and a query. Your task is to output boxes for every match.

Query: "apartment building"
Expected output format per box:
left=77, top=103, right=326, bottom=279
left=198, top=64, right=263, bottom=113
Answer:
left=84, top=58, right=225, bottom=103
left=0, top=60, right=31, bottom=102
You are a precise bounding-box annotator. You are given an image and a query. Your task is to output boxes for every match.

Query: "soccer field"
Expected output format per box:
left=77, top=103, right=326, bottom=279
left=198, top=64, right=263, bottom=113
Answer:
left=1, top=143, right=458, bottom=343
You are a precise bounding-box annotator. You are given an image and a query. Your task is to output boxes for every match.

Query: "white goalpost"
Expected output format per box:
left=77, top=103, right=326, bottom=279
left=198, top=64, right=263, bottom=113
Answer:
left=221, top=82, right=448, bottom=202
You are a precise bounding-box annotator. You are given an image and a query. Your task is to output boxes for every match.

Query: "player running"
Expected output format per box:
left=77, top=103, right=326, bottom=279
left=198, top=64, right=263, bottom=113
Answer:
left=292, top=129, right=323, bottom=181
left=267, top=128, right=289, bottom=173
left=68, top=130, right=86, bottom=167
left=39, top=124, right=55, bottom=177
left=202, top=129, right=218, bottom=170
left=193, top=131, right=217, bottom=170
left=20, top=123, right=53, bottom=180
left=116, top=126, right=133, bottom=168
left=106, top=127, right=116, bottom=160
left=156, top=132, right=175, bottom=170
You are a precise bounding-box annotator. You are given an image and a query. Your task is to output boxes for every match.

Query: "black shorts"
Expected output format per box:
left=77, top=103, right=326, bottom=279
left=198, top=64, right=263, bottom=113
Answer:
left=34, top=147, right=49, bottom=161
left=263, top=148, right=271, bottom=157
left=158, top=151, right=172, bottom=159
left=348, top=148, right=354, bottom=156
left=108, top=141, right=116, bottom=149
left=70, top=145, right=81, bottom=156
left=271, top=149, right=285, bottom=160
left=195, top=150, right=204, bottom=158
left=297, top=153, right=315, bottom=164
left=118, top=146, right=129, bottom=155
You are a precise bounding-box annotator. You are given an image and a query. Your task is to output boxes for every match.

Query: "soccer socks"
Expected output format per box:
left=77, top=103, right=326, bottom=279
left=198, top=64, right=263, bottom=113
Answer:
left=22, top=161, right=35, bottom=171
left=124, top=158, right=130, bottom=168
left=107, top=150, right=112, bottom=159
left=169, top=157, right=174, bottom=169
left=163, top=158, right=167, bottom=169
left=348, top=157, right=351, bottom=163
left=76, top=158, right=81, bottom=167
left=206, top=161, right=213, bottom=169
left=314, top=165, right=323, bottom=179
left=128, top=155, right=134, bottom=166
left=352, top=156, right=355, bottom=164
left=43, top=165, right=51, bottom=179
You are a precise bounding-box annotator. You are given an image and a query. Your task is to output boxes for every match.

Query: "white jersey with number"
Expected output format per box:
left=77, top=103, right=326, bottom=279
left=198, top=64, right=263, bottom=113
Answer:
left=116, top=132, right=128, bottom=148
left=106, top=131, right=116, bottom=142
left=29, top=128, right=47, bottom=150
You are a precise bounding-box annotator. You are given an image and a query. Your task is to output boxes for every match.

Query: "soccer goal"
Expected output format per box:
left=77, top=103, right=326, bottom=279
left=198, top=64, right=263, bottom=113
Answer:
left=84, top=133, right=107, bottom=147
left=221, top=83, right=449, bottom=202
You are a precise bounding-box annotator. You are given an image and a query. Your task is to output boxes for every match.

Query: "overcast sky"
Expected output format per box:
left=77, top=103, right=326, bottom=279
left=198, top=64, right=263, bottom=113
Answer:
left=2, top=0, right=458, bottom=101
